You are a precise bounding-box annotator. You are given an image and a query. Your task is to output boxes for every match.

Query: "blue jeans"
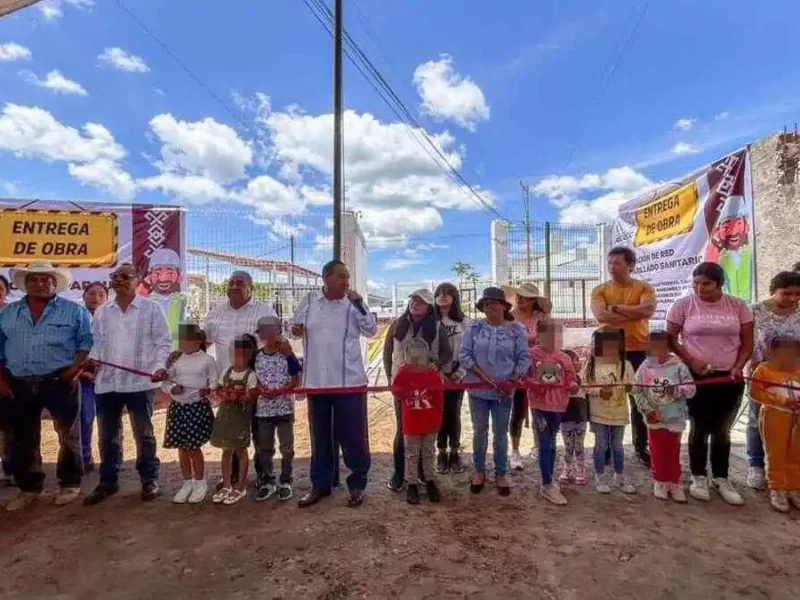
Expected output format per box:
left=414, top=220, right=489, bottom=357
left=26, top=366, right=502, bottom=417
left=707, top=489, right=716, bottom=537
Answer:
left=534, top=410, right=563, bottom=484
left=307, top=393, right=370, bottom=493
left=592, top=423, right=625, bottom=475
left=96, top=390, right=160, bottom=487
left=746, top=399, right=765, bottom=468
left=469, top=394, right=513, bottom=476
left=80, top=381, right=96, bottom=464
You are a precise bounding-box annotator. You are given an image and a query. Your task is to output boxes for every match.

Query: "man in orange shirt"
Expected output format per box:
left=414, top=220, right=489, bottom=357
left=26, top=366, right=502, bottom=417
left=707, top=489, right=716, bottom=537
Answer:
left=591, top=246, right=656, bottom=465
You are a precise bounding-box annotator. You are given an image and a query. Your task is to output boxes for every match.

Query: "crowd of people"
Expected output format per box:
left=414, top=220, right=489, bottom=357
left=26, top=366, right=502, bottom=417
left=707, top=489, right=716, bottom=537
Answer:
left=0, top=250, right=799, bottom=514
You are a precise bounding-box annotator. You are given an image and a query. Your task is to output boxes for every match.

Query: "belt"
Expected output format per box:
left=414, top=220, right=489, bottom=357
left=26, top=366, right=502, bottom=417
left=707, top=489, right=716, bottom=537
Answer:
left=8, top=368, right=68, bottom=385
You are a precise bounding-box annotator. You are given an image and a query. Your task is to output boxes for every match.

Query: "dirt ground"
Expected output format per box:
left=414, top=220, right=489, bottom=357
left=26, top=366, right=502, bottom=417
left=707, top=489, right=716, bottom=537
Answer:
left=0, top=395, right=798, bottom=600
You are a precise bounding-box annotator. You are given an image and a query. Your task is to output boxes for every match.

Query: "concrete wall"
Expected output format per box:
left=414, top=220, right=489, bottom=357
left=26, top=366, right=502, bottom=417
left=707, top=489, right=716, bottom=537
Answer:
left=750, top=132, right=800, bottom=300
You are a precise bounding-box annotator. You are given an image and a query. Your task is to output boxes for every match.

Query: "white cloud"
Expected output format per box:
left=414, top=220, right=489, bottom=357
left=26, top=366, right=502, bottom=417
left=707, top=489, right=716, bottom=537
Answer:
left=98, top=47, right=150, bottom=73
left=715, top=112, right=729, bottom=121
left=533, top=165, right=654, bottom=224
left=672, top=142, right=699, bottom=155
left=21, top=70, right=88, bottom=96
left=384, top=256, right=428, bottom=271
left=359, top=206, right=444, bottom=239
left=69, top=159, right=136, bottom=199
left=38, top=0, right=93, bottom=20
left=1, top=180, right=18, bottom=195
left=314, top=234, right=333, bottom=251
left=139, top=173, right=226, bottom=202
left=413, top=54, right=490, bottom=131
left=0, top=103, right=125, bottom=163
left=0, top=42, right=31, bottom=62
left=232, top=175, right=305, bottom=216
left=148, top=114, right=253, bottom=183
left=367, top=279, right=387, bottom=290
left=673, top=118, right=696, bottom=131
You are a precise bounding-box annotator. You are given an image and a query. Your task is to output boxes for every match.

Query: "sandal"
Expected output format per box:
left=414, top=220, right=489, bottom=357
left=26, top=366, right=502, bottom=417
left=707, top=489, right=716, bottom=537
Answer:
left=212, top=487, right=232, bottom=504
left=223, top=489, right=247, bottom=505
left=470, top=473, right=485, bottom=494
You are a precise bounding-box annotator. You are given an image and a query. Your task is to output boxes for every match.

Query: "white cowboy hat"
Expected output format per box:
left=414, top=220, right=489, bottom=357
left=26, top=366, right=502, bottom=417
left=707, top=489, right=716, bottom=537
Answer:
left=503, top=282, right=553, bottom=314
left=10, top=261, right=72, bottom=294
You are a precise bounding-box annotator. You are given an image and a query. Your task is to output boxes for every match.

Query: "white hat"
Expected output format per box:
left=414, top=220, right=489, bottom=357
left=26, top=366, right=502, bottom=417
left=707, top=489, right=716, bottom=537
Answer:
left=10, top=261, right=71, bottom=294
left=148, top=248, right=181, bottom=269
left=409, top=288, right=435, bottom=305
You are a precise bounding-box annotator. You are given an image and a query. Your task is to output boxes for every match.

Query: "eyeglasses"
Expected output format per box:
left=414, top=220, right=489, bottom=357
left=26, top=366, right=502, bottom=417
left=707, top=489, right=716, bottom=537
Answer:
left=110, top=271, right=136, bottom=281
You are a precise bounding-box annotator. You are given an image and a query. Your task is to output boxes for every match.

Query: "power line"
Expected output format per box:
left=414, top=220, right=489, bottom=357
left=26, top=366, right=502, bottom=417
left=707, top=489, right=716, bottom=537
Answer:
left=301, top=0, right=508, bottom=221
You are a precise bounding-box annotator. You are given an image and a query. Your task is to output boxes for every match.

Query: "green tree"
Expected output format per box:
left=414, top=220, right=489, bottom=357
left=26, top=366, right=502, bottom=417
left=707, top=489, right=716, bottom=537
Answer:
left=451, top=261, right=473, bottom=289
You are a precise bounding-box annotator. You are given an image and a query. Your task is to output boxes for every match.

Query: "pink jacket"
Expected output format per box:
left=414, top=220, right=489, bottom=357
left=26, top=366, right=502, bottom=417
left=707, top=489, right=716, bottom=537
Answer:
left=527, top=347, right=578, bottom=412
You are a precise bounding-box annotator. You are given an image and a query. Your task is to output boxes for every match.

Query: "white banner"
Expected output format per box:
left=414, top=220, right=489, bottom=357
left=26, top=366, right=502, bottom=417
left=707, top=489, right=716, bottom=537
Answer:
left=611, top=147, right=754, bottom=328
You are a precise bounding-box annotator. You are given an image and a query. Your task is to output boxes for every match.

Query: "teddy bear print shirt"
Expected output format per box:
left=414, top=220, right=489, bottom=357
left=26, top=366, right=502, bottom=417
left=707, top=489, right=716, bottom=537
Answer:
left=527, top=346, right=577, bottom=413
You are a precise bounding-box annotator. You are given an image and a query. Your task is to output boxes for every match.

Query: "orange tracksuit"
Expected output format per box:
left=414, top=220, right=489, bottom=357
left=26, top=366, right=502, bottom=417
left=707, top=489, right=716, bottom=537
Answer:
left=750, top=363, right=800, bottom=491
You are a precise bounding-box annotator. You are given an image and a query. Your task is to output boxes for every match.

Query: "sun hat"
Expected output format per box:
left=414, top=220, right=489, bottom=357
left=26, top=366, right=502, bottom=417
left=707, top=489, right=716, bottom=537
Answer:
left=9, top=261, right=71, bottom=294
left=503, top=282, right=553, bottom=314
left=476, top=287, right=511, bottom=313
left=409, top=288, right=435, bottom=305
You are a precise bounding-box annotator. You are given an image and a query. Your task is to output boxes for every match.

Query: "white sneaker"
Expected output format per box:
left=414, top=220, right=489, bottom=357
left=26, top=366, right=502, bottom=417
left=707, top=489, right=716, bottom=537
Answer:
left=746, top=467, right=765, bottom=490
left=669, top=483, right=687, bottom=504
left=770, top=490, right=789, bottom=513
left=540, top=483, right=567, bottom=505
left=54, top=486, right=81, bottom=506
left=615, top=473, right=636, bottom=494
left=173, top=480, right=194, bottom=504
left=6, top=491, right=40, bottom=512
left=529, top=446, right=538, bottom=461
left=690, top=476, right=711, bottom=502
left=187, top=479, right=208, bottom=504
left=653, top=481, right=669, bottom=500
left=510, top=450, right=524, bottom=471
left=713, top=478, right=744, bottom=506
left=595, top=473, right=611, bottom=494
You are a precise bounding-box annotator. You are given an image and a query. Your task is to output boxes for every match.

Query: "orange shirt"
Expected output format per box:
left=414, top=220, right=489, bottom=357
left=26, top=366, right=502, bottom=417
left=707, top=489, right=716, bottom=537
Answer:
left=750, top=363, right=800, bottom=410
left=591, top=279, right=655, bottom=352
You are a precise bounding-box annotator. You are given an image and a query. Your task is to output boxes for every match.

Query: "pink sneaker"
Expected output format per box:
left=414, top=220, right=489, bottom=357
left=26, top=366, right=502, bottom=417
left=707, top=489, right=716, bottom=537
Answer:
left=558, top=464, right=574, bottom=484
left=574, top=464, right=588, bottom=486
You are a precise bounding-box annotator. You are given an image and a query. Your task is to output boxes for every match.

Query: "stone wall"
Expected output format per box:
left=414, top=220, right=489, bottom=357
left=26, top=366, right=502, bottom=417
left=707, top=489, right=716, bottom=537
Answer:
left=750, top=132, right=800, bottom=299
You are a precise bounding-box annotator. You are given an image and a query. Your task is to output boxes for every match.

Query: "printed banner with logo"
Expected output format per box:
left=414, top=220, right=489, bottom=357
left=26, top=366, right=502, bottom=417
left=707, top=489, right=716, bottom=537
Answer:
left=0, top=199, right=187, bottom=342
left=610, top=147, right=754, bottom=327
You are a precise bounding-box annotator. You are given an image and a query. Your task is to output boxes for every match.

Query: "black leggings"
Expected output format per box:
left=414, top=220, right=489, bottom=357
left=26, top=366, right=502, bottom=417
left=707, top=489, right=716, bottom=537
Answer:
left=436, top=390, right=463, bottom=451
left=509, top=389, right=529, bottom=439
left=687, top=373, right=744, bottom=479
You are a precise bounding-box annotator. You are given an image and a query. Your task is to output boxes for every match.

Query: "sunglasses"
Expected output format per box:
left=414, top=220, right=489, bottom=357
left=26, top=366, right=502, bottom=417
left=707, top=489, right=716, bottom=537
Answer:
left=110, top=271, right=137, bottom=281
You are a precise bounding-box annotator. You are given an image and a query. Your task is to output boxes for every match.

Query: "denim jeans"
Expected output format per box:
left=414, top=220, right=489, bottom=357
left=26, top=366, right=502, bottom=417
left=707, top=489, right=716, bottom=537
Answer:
left=80, top=381, right=96, bottom=465
left=592, top=423, right=625, bottom=475
left=96, top=389, right=160, bottom=488
left=746, top=398, right=765, bottom=468
left=533, top=410, right=563, bottom=484
left=469, top=394, right=512, bottom=475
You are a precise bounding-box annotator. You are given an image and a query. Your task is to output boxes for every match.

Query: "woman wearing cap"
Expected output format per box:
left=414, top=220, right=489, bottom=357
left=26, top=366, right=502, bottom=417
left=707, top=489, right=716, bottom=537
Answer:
left=505, top=283, right=552, bottom=471
left=433, top=282, right=468, bottom=475
left=383, top=289, right=452, bottom=494
left=460, top=287, right=531, bottom=495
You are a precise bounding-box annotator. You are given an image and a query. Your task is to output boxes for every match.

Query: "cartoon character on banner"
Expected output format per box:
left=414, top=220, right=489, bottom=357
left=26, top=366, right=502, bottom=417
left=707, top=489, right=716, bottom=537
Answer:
left=704, top=195, right=752, bottom=300
left=138, top=247, right=187, bottom=348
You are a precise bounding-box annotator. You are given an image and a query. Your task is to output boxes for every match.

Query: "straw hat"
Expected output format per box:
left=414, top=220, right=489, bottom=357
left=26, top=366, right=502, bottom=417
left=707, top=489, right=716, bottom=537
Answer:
left=10, top=261, right=71, bottom=294
left=503, top=282, right=552, bottom=314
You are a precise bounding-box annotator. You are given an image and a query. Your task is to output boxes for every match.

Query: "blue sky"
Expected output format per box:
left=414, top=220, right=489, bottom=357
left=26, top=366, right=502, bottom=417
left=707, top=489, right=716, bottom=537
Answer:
left=1, top=0, right=799, bottom=290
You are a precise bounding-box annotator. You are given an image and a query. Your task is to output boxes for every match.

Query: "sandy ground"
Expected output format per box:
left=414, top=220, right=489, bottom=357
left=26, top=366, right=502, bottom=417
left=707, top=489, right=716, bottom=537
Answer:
left=0, top=395, right=798, bottom=600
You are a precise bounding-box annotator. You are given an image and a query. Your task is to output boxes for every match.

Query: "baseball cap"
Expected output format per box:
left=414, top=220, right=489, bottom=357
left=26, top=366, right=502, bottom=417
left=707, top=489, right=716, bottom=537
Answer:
left=409, top=288, right=435, bottom=305
left=255, top=315, right=282, bottom=331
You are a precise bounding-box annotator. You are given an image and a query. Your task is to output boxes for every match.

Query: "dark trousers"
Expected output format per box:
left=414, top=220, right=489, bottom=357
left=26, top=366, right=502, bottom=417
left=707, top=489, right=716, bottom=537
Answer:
left=80, top=381, right=96, bottom=464
left=1, top=374, right=82, bottom=492
left=254, top=415, right=295, bottom=485
left=1, top=418, right=12, bottom=478
left=96, top=390, right=160, bottom=487
left=392, top=397, right=424, bottom=483
left=509, top=389, right=529, bottom=439
left=308, top=393, right=370, bottom=493
left=626, top=351, right=649, bottom=456
left=687, top=373, right=744, bottom=479
left=436, top=389, right=464, bottom=451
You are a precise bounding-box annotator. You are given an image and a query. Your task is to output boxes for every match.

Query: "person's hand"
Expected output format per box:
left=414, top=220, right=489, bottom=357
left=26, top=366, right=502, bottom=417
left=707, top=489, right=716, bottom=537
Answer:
left=290, top=323, right=305, bottom=337
left=0, top=376, right=13, bottom=399
left=60, top=364, right=84, bottom=382
left=600, top=386, right=613, bottom=400
left=664, top=385, right=676, bottom=398
left=278, top=337, right=293, bottom=356
left=171, top=384, right=184, bottom=396
left=646, top=410, right=660, bottom=424
left=151, top=369, right=168, bottom=383
left=729, top=367, right=743, bottom=380
left=688, top=358, right=710, bottom=376
left=346, top=289, right=363, bottom=303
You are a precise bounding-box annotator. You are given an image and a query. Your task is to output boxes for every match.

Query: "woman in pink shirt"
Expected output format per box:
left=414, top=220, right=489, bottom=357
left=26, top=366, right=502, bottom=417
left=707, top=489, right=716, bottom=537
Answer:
left=667, top=262, right=753, bottom=506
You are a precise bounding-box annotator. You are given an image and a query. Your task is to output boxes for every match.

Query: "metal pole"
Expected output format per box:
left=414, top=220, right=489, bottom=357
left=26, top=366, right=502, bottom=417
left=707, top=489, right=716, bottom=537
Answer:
left=581, top=279, right=587, bottom=326
left=332, top=0, right=344, bottom=262
left=204, top=256, right=210, bottom=318
left=289, top=235, right=296, bottom=301
left=520, top=181, right=532, bottom=279
left=544, top=221, right=552, bottom=299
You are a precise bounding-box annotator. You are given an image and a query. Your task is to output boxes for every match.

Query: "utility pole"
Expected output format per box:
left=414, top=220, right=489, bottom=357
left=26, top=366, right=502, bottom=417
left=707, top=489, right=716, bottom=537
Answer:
left=520, top=180, right=532, bottom=279
left=289, top=235, right=296, bottom=301
left=332, top=0, right=344, bottom=261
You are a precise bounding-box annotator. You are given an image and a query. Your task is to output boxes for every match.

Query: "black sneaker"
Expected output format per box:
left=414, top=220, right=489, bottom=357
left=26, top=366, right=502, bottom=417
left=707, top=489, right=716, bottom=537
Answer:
left=436, top=451, right=449, bottom=474
left=141, top=481, right=161, bottom=502
left=387, top=474, right=404, bottom=492
left=426, top=480, right=442, bottom=503
left=255, top=483, right=276, bottom=502
left=449, top=451, right=464, bottom=474
left=277, top=483, right=293, bottom=502
left=82, top=484, right=118, bottom=506
left=637, top=451, right=651, bottom=467
left=406, top=484, right=420, bottom=505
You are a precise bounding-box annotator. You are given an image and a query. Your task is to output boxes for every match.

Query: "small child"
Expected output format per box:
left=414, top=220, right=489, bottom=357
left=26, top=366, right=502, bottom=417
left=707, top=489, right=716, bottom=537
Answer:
left=162, top=324, right=217, bottom=504
left=750, top=336, right=800, bottom=513
left=391, top=338, right=445, bottom=505
left=253, top=316, right=302, bottom=502
left=632, top=332, right=696, bottom=503
left=559, top=349, right=589, bottom=485
left=528, top=320, right=577, bottom=506
left=210, top=334, right=258, bottom=506
left=584, top=328, right=636, bottom=494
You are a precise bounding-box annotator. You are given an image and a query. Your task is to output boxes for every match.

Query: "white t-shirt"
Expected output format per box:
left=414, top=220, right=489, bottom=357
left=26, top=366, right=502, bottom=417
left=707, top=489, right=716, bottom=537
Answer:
left=163, top=351, right=218, bottom=405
